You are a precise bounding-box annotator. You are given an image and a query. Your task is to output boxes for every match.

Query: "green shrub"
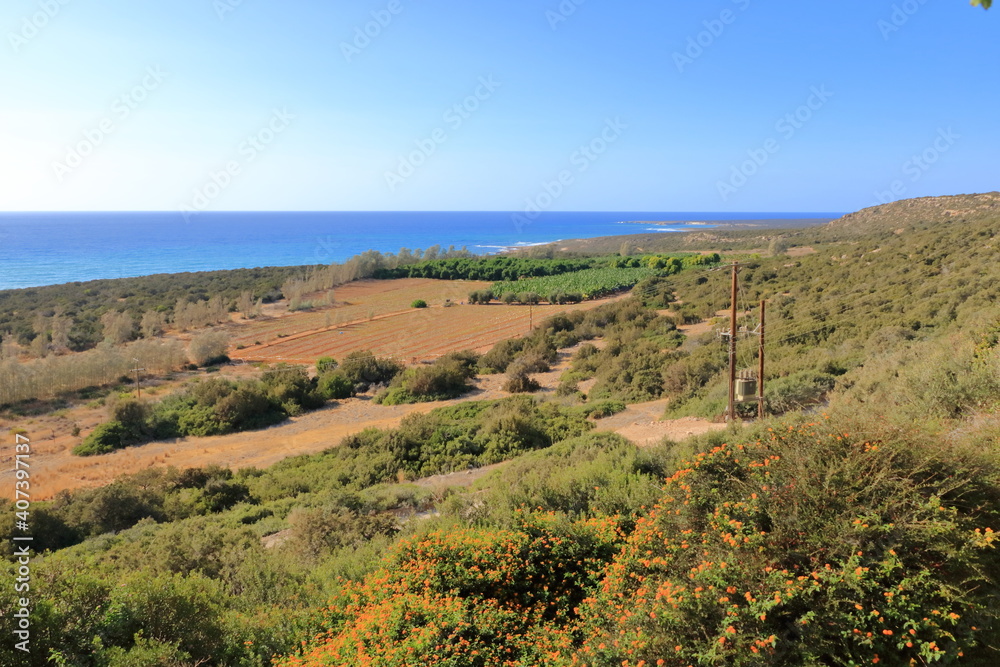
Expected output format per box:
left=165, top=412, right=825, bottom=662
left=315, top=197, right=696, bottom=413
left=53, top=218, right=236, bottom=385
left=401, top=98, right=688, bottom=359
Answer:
left=555, top=379, right=581, bottom=397
left=97, top=634, right=191, bottom=667
left=508, top=351, right=550, bottom=375
left=260, top=364, right=324, bottom=410
left=438, top=349, right=481, bottom=377
left=502, top=370, right=540, bottom=394
left=109, top=397, right=152, bottom=442
left=76, top=366, right=324, bottom=455
left=455, top=432, right=662, bottom=528
left=316, top=356, right=338, bottom=374
left=319, top=372, right=355, bottom=400
left=74, top=421, right=135, bottom=456
left=410, top=299, right=428, bottom=309
left=580, top=399, right=627, bottom=419
left=375, top=359, right=473, bottom=405
left=214, top=386, right=281, bottom=430
left=468, top=290, right=493, bottom=305
left=287, top=506, right=398, bottom=562
left=518, top=292, right=541, bottom=305
left=479, top=338, right=525, bottom=374
left=764, top=370, right=838, bottom=414
left=338, top=351, right=404, bottom=390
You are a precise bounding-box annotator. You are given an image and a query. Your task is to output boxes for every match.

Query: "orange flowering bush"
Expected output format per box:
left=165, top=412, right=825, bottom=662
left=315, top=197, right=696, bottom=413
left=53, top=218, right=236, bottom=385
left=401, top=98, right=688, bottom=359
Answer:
left=278, top=417, right=1000, bottom=666
left=280, top=512, right=621, bottom=666
left=572, top=420, right=1000, bottom=665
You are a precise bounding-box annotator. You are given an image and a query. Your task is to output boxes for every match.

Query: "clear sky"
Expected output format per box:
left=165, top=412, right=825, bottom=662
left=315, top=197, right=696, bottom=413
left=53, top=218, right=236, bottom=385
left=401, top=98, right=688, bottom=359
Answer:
left=0, top=0, right=996, bottom=213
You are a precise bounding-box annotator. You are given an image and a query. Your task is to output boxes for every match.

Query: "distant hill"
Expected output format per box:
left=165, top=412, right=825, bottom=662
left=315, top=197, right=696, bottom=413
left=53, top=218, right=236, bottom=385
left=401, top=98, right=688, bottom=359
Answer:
left=827, top=191, right=1000, bottom=234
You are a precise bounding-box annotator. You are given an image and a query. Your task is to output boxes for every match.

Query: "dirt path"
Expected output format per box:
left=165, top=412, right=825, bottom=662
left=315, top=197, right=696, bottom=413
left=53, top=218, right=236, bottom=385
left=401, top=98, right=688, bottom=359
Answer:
left=2, top=339, right=721, bottom=500
left=593, top=399, right=725, bottom=446
left=4, top=382, right=513, bottom=500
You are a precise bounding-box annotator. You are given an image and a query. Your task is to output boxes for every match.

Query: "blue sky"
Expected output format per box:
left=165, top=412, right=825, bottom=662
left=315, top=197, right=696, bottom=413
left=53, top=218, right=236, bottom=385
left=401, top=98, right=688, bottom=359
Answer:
left=0, top=0, right=996, bottom=213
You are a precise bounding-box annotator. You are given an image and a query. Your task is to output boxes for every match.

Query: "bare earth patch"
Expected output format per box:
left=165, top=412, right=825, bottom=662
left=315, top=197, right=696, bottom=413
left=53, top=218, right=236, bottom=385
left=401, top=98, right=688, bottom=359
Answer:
left=786, top=246, right=817, bottom=257
left=228, top=278, right=626, bottom=365
left=592, top=400, right=725, bottom=446
left=1, top=293, right=716, bottom=499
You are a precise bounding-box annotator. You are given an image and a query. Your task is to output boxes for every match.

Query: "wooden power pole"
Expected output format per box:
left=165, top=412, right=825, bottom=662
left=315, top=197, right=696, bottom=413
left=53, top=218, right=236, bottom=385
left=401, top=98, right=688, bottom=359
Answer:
left=758, top=300, right=766, bottom=419
left=131, top=358, right=145, bottom=399
left=727, top=263, right=739, bottom=422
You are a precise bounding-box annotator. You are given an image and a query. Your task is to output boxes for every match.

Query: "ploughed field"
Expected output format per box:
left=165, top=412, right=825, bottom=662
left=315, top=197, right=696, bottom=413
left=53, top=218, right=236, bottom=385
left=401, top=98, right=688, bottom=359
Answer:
left=228, top=278, right=622, bottom=364
left=227, top=278, right=491, bottom=348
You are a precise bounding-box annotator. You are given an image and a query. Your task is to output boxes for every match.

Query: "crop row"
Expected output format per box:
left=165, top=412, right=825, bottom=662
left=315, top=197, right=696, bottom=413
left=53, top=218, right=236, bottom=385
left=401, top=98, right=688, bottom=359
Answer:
left=232, top=298, right=612, bottom=364
left=229, top=279, right=488, bottom=345
left=490, top=267, right=657, bottom=300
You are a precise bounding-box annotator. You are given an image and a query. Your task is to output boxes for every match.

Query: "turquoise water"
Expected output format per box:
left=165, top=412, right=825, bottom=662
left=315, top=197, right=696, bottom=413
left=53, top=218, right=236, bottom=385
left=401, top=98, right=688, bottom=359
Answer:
left=0, top=211, right=838, bottom=290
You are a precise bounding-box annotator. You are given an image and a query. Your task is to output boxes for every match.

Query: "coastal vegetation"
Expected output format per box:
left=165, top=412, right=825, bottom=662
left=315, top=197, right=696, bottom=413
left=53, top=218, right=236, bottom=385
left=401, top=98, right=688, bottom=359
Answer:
left=73, top=364, right=328, bottom=456
left=1, top=194, right=1000, bottom=664
left=0, top=246, right=473, bottom=356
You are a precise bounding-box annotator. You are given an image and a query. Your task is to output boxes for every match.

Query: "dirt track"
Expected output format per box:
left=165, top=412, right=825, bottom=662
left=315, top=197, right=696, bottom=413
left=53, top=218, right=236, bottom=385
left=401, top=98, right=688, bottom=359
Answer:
left=2, top=343, right=723, bottom=500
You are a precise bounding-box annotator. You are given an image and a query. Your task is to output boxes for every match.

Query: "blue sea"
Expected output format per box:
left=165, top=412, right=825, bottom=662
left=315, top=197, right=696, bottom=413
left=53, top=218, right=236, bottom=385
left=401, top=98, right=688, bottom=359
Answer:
left=0, top=211, right=839, bottom=291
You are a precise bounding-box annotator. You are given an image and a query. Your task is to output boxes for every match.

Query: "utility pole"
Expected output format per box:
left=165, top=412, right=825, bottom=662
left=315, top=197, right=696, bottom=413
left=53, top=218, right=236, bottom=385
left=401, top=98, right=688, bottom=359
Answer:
left=758, top=300, right=766, bottom=419
left=529, top=302, right=533, bottom=332
left=131, top=358, right=145, bottom=399
left=728, top=262, right=739, bottom=423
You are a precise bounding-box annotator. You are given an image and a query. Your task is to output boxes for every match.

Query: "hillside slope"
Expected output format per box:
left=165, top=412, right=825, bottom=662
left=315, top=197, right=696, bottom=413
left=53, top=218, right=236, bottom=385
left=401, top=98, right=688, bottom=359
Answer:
left=827, top=191, right=1000, bottom=233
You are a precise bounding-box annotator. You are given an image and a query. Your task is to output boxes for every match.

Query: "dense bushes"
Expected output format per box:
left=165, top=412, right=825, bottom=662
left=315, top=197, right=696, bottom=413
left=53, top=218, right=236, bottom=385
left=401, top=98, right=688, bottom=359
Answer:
left=335, top=351, right=404, bottom=391
left=375, top=256, right=598, bottom=281
left=375, top=353, right=479, bottom=405
left=311, top=350, right=406, bottom=401
left=74, top=365, right=326, bottom=456
left=315, top=356, right=338, bottom=374
left=574, top=419, right=1000, bottom=665
left=450, top=432, right=667, bottom=528
left=1, top=395, right=603, bottom=665
left=318, top=372, right=354, bottom=400
left=479, top=338, right=528, bottom=374
left=502, top=368, right=541, bottom=393
left=284, top=413, right=1000, bottom=666
left=73, top=421, right=138, bottom=456
left=279, top=513, right=621, bottom=667
left=467, top=289, right=494, bottom=304
left=551, top=307, right=687, bottom=403
left=330, top=397, right=592, bottom=483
